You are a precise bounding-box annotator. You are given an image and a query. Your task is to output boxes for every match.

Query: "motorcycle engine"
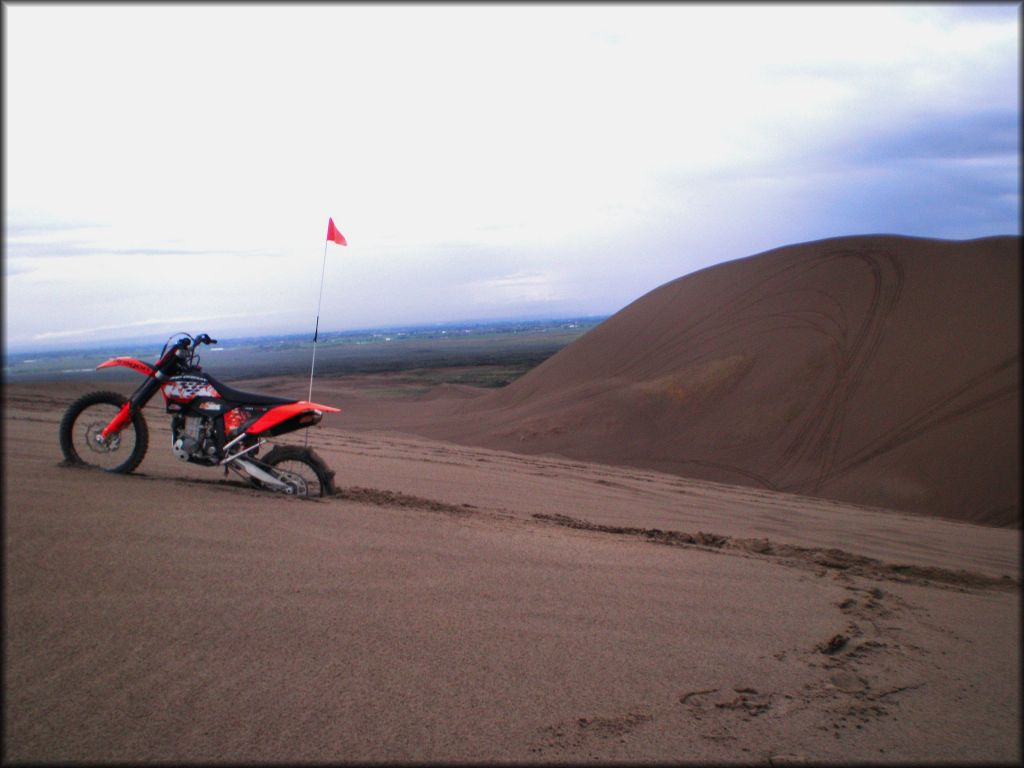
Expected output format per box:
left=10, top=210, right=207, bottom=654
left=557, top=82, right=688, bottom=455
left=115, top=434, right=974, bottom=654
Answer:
left=172, top=415, right=217, bottom=462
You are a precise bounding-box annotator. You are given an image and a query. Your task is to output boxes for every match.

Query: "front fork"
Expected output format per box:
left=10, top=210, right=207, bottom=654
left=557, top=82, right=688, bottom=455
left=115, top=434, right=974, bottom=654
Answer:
left=98, top=375, right=163, bottom=442
left=99, top=402, right=133, bottom=442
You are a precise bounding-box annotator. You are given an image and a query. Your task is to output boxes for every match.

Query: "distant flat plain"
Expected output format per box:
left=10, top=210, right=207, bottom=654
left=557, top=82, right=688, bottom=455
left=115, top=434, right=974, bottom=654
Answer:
left=3, top=317, right=606, bottom=385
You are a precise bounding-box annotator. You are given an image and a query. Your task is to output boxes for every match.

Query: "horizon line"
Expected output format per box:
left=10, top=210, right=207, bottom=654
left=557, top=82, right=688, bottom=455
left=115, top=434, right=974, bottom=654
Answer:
left=3, top=314, right=612, bottom=358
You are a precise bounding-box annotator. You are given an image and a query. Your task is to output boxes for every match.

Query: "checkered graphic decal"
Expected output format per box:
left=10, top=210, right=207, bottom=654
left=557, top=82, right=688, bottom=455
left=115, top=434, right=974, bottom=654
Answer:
left=162, top=377, right=219, bottom=403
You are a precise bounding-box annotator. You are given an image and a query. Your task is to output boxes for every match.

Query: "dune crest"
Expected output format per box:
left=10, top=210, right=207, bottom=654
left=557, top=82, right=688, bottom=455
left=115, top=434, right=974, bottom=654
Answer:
left=433, top=235, right=1020, bottom=526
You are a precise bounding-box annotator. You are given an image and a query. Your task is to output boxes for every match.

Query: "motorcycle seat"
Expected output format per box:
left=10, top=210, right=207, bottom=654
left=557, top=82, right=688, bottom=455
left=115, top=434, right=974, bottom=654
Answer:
left=203, top=374, right=297, bottom=406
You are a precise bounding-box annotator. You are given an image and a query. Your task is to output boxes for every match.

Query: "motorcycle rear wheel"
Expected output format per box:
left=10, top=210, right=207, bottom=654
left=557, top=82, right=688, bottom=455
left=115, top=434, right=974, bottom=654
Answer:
left=260, top=445, right=335, bottom=497
left=59, top=391, right=149, bottom=474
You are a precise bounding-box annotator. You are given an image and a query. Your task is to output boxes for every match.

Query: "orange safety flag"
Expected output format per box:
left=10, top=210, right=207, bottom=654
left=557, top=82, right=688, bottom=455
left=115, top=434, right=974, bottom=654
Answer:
left=326, top=217, right=348, bottom=246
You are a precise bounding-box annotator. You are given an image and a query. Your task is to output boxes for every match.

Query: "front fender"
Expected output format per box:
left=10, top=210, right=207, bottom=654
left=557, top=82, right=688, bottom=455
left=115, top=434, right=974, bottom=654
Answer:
left=96, top=357, right=154, bottom=376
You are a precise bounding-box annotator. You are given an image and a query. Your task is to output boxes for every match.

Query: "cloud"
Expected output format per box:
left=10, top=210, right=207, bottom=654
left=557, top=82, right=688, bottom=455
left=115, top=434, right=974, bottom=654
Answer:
left=3, top=221, right=285, bottom=263
left=4, top=260, right=36, bottom=277
left=467, top=272, right=563, bottom=306
left=31, top=311, right=279, bottom=342
left=845, top=109, right=1019, bottom=165
left=4, top=241, right=251, bottom=260
left=3, top=220, right=106, bottom=238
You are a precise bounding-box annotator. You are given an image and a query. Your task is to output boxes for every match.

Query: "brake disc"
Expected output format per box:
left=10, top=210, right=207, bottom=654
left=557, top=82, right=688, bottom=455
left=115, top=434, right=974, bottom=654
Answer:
left=85, top=422, right=119, bottom=452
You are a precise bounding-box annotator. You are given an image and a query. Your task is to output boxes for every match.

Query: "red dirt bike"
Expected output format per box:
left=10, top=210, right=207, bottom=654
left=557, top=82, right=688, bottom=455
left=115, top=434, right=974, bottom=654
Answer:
left=59, top=332, right=338, bottom=496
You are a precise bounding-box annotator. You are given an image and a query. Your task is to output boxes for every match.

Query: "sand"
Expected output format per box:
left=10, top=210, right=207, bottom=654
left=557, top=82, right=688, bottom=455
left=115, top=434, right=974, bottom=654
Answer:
left=367, top=235, right=1018, bottom=527
left=4, top=234, right=1020, bottom=762
left=3, top=378, right=1019, bottom=763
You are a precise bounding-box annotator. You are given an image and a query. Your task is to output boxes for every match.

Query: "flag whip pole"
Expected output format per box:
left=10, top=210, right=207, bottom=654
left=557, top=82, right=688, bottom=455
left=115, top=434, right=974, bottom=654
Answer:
left=306, top=217, right=346, bottom=447
left=305, top=237, right=329, bottom=448
left=308, top=237, right=329, bottom=403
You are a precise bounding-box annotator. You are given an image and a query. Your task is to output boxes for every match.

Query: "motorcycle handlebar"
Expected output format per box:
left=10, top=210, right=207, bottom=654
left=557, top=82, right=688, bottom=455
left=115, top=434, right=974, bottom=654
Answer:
left=166, top=333, right=215, bottom=363
left=160, top=332, right=215, bottom=368
left=174, top=334, right=217, bottom=349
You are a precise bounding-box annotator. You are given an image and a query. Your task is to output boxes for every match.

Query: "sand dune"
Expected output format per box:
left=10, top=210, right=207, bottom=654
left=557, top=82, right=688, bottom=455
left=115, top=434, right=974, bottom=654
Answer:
left=409, top=235, right=1020, bottom=526
left=3, top=381, right=1020, bottom=762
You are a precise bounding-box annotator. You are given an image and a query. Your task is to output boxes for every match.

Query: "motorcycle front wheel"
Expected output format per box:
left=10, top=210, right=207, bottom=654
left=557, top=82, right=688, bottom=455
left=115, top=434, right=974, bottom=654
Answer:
left=59, top=391, right=149, bottom=474
left=260, top=445, right=335, bottom=497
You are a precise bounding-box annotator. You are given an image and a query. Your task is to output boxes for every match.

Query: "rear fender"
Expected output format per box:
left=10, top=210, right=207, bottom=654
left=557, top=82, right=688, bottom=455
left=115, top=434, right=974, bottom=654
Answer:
left=96, top=357, right=154, bottom=377
left=245, top=401, right=340, bottom=437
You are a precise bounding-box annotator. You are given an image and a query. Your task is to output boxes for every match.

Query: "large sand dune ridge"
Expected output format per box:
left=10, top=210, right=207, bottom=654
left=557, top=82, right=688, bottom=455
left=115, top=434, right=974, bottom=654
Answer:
left=423, top=235, right=1020, bottom=526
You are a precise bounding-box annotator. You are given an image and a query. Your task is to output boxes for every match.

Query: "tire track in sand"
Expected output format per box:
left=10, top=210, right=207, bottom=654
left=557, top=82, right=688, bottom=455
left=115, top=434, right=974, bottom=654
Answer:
left=777, top=248, right=904, bottom=492
left=826, top=354, right=1020, bottom=482
left=531, top=512, right=1017, bottom=592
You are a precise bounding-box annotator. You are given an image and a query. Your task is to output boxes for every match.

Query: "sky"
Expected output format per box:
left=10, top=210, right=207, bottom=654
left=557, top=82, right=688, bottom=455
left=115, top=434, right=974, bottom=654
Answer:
left=3, top=2, right=1020, bottom=352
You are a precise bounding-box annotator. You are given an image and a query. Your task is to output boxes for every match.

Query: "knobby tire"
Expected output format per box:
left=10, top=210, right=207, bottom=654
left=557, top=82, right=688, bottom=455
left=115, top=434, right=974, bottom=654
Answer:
left=261, top=444, right=336, bottom=497
left=59, top=391, right=149, bottom=474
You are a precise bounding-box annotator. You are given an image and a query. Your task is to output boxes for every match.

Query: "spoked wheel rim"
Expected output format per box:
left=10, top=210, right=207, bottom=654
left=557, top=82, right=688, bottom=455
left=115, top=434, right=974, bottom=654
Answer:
left=68, top=402, right=141, bottom=472
left=270, top=459, right=323, bottom=497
